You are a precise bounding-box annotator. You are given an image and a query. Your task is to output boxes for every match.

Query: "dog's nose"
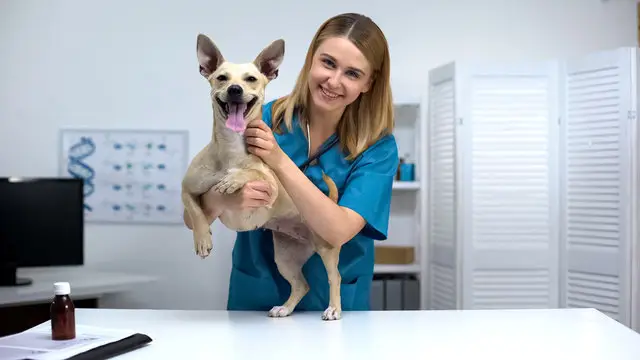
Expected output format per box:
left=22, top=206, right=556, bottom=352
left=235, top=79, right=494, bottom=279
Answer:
left=227, top=85, right=243, bottom=99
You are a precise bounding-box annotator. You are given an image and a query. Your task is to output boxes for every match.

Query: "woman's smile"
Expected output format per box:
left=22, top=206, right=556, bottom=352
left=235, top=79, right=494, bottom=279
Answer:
left=319, top=85, right=341, bottom=101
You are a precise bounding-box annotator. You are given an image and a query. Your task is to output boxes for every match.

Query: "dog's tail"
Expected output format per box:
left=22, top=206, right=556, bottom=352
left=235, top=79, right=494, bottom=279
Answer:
left=321, top=172, right=339, bottom=203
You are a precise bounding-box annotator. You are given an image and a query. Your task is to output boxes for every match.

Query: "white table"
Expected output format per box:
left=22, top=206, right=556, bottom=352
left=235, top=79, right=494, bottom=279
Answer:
left=74, top=307, right=640, bottom=359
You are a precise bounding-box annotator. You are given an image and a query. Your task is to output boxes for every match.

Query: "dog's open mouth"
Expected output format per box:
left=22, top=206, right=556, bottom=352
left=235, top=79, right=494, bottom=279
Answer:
left=216, top=97, right=258, bottom=133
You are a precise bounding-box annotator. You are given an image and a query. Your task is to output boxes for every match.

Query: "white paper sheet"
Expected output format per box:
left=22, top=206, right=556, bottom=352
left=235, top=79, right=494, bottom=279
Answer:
left=0, top=321, right=136, bottom=360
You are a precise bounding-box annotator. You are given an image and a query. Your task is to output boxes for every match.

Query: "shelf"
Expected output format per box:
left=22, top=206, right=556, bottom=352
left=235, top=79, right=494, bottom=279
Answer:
left=374, top=264, right=421, bottom=274
left=392, top=181, right=420, bottom=190
left=393, top=99, right=421, bottom=107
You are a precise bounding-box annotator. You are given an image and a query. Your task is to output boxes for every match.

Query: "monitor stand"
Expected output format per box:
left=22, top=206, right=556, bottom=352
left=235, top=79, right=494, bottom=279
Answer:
left=0, top=261, right=32, bottom=287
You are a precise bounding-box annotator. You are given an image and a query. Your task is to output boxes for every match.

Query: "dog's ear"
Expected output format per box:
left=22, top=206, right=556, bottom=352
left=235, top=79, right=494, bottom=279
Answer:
left=197, top=34, right=224, bottom=78
left=253, top=39, right=285, bottom=81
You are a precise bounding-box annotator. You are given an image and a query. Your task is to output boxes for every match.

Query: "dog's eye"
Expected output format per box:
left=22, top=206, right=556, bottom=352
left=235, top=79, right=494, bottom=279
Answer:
left=216, top=74, right=227, bottom=82
left=246, top=76, right=257, bottom=82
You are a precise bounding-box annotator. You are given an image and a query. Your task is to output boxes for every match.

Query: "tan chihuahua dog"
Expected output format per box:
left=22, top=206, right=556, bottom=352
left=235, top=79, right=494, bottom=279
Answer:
left=181, top=34, right=344, bottom=320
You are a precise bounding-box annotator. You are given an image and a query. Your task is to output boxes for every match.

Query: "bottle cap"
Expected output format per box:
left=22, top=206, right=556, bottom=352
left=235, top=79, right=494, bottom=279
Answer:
left=53, top=282, right=71, bottom=295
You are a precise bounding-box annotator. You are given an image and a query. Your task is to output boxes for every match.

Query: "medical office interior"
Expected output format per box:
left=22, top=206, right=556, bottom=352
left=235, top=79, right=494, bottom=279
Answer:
left=1, top=0, right=640, bottom=337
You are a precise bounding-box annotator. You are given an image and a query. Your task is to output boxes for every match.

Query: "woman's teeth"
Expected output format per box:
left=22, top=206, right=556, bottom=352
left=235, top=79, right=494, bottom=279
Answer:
left=321, top=86, right=339, bottom=99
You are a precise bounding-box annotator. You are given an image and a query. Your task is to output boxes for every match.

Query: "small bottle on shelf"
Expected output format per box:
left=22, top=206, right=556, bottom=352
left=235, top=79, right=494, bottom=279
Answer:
left=50, top=281, right=76, bottom=340
left=396, top=157, right=405, bottom=180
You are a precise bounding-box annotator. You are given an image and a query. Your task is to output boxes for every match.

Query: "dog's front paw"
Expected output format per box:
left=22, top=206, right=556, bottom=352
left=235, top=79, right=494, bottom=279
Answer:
left=268, top=306, right=292, bottom=318
left=212, top=175, right=243, bottom=195
left=194, top=229, right=212, bottom=259
left=322, top=306, right=341, bottom=321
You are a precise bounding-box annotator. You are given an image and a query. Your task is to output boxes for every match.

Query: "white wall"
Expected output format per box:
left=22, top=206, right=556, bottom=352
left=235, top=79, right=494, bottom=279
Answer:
left=0, top=0, right=637, bottom=310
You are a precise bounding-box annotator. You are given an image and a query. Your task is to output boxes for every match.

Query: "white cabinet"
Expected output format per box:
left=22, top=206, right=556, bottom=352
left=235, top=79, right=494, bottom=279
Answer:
left=559, top=48, right=636, bottom=325
left=425, top=47, right=639, bottom=328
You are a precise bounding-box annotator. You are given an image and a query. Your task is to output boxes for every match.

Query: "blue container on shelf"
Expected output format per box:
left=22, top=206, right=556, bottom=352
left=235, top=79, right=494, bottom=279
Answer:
left=397, top=153, right=415, bottom=181
left=399, top=162, right=415, bottom=181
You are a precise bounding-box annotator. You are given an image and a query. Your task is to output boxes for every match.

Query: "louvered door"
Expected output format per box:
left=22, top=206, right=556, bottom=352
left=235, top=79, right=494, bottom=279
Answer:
left=559, top=48, right=634, bottom=326
left=427, top=62, right=459, bottom=310
left=457, top=61, right=560, bottom=309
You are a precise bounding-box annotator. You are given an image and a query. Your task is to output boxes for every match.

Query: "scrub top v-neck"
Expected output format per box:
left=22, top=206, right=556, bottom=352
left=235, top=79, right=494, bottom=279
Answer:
left=227, top=99, right=399, bottom=312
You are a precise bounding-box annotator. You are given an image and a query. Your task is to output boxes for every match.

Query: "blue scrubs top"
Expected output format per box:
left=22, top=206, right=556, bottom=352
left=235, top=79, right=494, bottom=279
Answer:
left=227, top=100, right=399, bottom=312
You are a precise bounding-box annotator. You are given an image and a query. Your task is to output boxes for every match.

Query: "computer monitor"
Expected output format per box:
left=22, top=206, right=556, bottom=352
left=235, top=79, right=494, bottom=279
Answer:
left=0, top=177, right=84, bottom=287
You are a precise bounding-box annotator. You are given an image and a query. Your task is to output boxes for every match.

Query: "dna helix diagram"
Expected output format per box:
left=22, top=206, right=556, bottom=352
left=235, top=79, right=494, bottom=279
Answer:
left=66, top=136, right=97, bottom=212
left=60, top=129, right=189, bottom=224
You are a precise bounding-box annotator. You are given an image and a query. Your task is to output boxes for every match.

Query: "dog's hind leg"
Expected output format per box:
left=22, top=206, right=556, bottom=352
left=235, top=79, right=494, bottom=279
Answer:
left=181, top=187, right=214, bottom=259
left=315, top=171, right=342, bottom=320
left=269, top=232, right=314, bottom=318
left=316, top=244, right=342, bottom=320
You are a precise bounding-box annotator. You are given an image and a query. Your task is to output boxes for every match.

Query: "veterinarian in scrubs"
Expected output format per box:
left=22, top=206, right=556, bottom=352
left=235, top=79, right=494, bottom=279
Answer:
left=194, top=13, right=398, bottom=314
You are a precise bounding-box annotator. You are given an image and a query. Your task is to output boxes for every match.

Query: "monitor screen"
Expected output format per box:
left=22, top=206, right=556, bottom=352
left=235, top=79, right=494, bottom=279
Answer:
left=0, top=177, right=84, bottom=268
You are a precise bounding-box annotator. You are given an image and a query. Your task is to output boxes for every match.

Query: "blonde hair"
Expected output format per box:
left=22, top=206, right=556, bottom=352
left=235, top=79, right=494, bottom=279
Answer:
left=271, top=13, right=394, bottom=160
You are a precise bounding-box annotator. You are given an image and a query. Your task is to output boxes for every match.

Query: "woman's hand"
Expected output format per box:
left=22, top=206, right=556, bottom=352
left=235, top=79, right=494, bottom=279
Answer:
left=183, top=180, right=273, bottom=229
left=222, top=180, right=273, bottom=211
left=244, top=120, right=286, bottom=169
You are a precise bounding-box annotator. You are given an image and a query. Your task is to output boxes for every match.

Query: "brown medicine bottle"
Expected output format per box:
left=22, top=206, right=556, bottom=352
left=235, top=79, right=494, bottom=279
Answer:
left=50, top=281, right=76, bottom=340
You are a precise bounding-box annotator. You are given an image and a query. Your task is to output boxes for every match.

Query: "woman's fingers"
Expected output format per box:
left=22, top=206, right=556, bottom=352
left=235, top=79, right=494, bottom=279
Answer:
left=247, top=181, right=272, bottom=197
left=246, top=120, right=271, bottom=132
left=245, top=136, right=272, bottom=150
left=245, top=121, right=274, bottom=153
left=242, top=194, right=270, bottom=208
left=246, top=199, right=270, bottom=208
left=243, top=128, right=265, bottom=138
left=240, top=182, right=272, bottom=208
left=245, top=187, right=270, bottom=202
left=246, top=145, right=268, bottom=159
left=252, top=190, right=271, bottom=202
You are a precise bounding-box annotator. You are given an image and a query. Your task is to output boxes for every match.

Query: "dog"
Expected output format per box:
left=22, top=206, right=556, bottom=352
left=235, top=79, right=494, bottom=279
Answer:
left=181, top=34, right=344, bottom=321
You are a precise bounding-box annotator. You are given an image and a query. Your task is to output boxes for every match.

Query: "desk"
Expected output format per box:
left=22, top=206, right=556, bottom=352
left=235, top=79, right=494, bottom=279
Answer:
left=0, top=268, right=155, bottom=336
left=74, top=308, right=640, bottom=359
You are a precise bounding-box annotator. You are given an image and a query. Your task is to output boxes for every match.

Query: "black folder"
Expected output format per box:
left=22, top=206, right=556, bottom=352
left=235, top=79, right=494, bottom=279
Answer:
left=62, top=333, right=152, bottom=360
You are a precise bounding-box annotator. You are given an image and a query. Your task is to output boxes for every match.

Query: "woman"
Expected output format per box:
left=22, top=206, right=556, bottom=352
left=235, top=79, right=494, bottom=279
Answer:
left=190, top=12, right=398, bottom=314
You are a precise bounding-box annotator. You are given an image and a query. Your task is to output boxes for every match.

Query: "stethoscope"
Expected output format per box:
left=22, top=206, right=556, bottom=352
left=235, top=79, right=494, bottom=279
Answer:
left=297, top=121, right=339, bottom=172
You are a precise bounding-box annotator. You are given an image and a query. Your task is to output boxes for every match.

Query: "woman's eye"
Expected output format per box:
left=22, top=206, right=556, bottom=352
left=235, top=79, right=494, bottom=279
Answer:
left=346, top=70, right=359, bottom=79
left=322, top=58, right=335, bottom=67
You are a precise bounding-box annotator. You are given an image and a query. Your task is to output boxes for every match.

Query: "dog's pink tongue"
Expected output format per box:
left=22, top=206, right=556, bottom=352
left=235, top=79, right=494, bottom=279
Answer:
left=226, top=103, right=247, bottom=133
